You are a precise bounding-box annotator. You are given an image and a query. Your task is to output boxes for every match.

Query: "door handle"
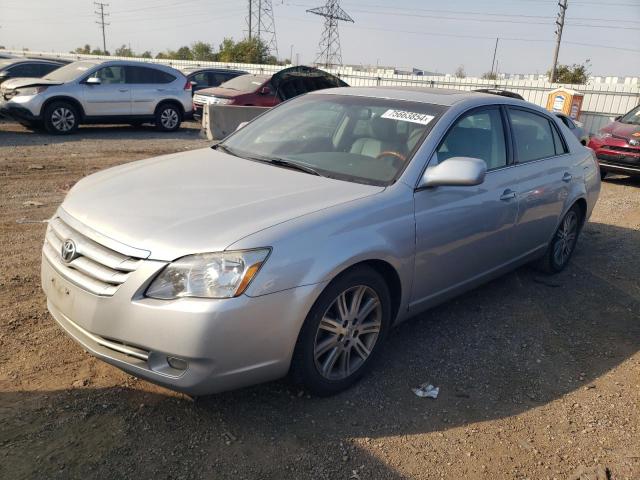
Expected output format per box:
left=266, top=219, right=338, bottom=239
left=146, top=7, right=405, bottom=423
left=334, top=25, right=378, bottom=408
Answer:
left=562, top=172, right=573, bottom=183
left=156, top=88, right=166, bottom=92
left=118, top=89, right=129, bottom=92
left=500, top=189, right=517, bottom=201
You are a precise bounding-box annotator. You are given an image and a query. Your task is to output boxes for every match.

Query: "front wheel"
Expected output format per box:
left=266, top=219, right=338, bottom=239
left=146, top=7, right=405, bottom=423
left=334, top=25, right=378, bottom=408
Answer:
left=290, top=266, right=391, bottom=396
left=536, top=205, right=582, bottom=274
left=155, top=103, right=181, bottom=132
left=44, top=101, right=79, bottom=135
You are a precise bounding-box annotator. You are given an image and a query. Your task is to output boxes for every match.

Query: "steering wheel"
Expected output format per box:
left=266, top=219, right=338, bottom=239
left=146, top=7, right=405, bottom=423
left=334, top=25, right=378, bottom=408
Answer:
left=376, top=151, right=406, bottom=162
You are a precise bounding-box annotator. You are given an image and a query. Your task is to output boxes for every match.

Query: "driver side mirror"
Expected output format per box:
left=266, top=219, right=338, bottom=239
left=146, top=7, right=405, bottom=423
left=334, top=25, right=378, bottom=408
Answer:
left=419, top=157, right=487, bottom=188
left=259, top=86, right=272, bottom=95
left=189, top=80, right=198, bottom=87
left=85, top=77, right=101, bottom=85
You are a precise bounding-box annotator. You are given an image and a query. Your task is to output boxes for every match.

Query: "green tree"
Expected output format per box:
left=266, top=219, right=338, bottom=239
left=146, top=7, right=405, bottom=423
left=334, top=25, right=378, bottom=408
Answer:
left=191, top=41, right=216, bottom=61
left=72, top=44, right=91, bottom=54
left=140, top=51, right=152, bottom=58
left=217, top=37, right=276, bottom=64
left=114, top=44, right=135, bottom=57
left=549, top=60, right=591, bottom=84
left=175, top=46, right=193, bottom=60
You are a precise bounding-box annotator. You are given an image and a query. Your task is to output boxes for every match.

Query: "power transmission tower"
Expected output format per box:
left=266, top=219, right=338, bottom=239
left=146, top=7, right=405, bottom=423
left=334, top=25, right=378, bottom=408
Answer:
left=550, top=0, right=568, bottom=83
left=94, top=2, right=110, bottom=54
left=246, top=0, right=278, bottom=59
left=307, top=0, right=354, bottom=68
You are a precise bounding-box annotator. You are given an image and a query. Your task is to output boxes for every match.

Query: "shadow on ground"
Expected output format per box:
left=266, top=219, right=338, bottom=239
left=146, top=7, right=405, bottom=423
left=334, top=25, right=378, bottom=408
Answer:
left=1, top=222, right=639, bottom=479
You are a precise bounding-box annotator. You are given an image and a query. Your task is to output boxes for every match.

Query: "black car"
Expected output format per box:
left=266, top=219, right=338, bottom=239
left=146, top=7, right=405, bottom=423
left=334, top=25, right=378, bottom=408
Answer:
left=180, top=67, right=247, bottom=96
left=474, top=88, right=525, bottom=100
left=0, top=58, right=65, bottom=85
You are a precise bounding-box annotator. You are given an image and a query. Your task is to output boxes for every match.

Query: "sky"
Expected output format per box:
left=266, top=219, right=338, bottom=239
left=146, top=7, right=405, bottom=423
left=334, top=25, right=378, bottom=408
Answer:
left=1, top=0, right=639, bottom=77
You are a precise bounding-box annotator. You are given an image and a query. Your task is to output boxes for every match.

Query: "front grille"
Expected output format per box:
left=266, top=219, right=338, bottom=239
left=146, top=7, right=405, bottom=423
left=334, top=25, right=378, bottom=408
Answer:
left=43, top=216, right=142, bottom=296
left=607, top=145, right=640, bottom=154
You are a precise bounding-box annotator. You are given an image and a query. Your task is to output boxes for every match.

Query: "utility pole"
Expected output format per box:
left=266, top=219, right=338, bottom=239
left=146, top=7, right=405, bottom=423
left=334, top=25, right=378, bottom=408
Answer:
left=307, top=0, right=354, bottom=67
left=246, top=0, right=278, bottom=58
left=550, top=0, right=568, bottom=83
left=491, top=38, right=499, bottom=76
left=94, top=2, right=110, bottom=54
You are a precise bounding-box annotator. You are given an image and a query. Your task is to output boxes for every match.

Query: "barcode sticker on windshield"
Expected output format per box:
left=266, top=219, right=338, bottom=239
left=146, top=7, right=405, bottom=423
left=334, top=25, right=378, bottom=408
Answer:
left=381, top=109, right=434, bottom=125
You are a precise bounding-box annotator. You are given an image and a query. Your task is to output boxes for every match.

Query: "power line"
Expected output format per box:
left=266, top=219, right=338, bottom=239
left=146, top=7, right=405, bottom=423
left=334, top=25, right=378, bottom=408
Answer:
left=94, top=2, right=110, bottom=53
left=307, top=0, right=354, bottom=67
left=550, top=0, right=568, bottom=83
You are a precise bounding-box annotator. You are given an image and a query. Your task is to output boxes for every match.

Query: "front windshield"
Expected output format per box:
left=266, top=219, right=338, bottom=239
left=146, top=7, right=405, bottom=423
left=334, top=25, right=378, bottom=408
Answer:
left=219, top=74, right=269, bottom=92
left=44, top=61, right=97, bottom=82
left=221, top=94, right=445, bottom=185
left=619, top=105, right=640, bottom=125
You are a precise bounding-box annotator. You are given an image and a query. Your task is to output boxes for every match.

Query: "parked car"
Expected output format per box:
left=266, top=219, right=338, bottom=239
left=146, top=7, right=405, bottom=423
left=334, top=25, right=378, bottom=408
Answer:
left=41, top=87, right=600, bottom=396
left=588, top=104, right=640, bottom=179
left=180, top=66, right=247, bottom=96
left=0, top=59, right=192, bottom=133
left=192, top=65, right=348, bottom=117
left=555, top=113, right=589, bottom=145
left=0, top=58, right=65, bottom=85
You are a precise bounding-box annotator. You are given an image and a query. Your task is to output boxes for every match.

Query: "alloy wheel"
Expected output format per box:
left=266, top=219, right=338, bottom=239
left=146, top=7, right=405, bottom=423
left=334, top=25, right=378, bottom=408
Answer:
left=160, top=108, right=179, bottom=129
left=553, top=210, right=578, bottom=267
left=51, top=107, right=75, bottom=132
left=313, top=285, right=382, bottom=381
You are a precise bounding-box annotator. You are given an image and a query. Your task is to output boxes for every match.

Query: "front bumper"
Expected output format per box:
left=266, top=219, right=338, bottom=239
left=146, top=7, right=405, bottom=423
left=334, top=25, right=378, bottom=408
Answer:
left=42, top=254, right=324, bottom=395
left=0, top=99, right=40, bottom=122
left=589, top=139, right=640, bottom=176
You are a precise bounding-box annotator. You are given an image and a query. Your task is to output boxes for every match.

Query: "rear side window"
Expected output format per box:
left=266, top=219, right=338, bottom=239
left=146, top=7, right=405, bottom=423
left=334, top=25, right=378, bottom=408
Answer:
left=190, top=72, right=210, bottom=86
left=551, top=123, right=568, bottom=155
left=509, top=109, right=558, bottom=163
left=126, top=66, right=175, bottom=84
left=7, top=63, right=42, bottom=77
left=437, top=107, right=507, bottom=171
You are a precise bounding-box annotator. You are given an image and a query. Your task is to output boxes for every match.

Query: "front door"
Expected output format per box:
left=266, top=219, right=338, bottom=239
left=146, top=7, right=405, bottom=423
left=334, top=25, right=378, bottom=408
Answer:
left=411, top=107, right=519, bottom=309
left=82, top=65, right=131, bottom=116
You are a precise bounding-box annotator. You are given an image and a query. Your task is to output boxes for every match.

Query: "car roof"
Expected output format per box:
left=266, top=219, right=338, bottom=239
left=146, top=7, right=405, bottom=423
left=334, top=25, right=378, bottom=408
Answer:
left=0, top=58, right=64, bottom=67
left=181, top=66, right=246, bottom=74
left=312, top=86, right=534, bottom=108
left=70, top=59, right=186, bottom=76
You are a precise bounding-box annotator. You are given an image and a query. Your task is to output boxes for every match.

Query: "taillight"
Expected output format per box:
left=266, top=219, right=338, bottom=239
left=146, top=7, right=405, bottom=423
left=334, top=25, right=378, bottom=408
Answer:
left=184, top=79, right=192, bottom=91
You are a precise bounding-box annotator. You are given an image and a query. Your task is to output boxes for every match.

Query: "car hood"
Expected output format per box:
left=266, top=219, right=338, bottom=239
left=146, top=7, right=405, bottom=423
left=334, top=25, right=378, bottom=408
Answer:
left=61, top=148, right=384, bottom=261
left=602, top=121, right=640, bottom=141
left=196, top=86, right=247, bottom=99
left=0, top=77, right=63, bottom=91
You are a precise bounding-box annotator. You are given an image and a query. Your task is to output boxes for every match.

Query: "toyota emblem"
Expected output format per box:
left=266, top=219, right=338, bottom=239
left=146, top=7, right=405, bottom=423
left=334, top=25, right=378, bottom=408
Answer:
left=61, top=239, right=78, bottom=263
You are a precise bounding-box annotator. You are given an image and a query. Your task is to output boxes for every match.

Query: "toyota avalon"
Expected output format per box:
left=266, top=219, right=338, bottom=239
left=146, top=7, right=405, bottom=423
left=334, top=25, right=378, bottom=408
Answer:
left=41, top=87, right=600, bottom=396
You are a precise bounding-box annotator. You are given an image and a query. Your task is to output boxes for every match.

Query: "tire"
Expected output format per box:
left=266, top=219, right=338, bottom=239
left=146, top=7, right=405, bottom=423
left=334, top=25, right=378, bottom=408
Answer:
left=155, top=103, right=181, bottom=132
left=600, top=169, right=607, bottom=181
left=290, top=265, right=391, bottom=396
left=44, top=101, right=79, bottom=135
left=536, top=204, right=582, bottom=274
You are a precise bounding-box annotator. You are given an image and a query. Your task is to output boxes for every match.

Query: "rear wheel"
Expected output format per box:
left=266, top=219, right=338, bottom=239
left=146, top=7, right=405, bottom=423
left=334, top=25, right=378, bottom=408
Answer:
left=155, top=103, right=181, bottom=132
left=44, top=101, right=79, bottom=135
left=290, top=266, right=391, bottom=396
left=600, top=169, right=607, bottom=181
left=536, top=205, right=582, bottom=274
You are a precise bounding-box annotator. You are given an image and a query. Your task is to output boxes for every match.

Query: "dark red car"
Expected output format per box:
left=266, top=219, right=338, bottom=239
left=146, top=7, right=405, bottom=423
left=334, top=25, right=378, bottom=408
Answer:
left=588, top=104, right=640, bottom=179
left=192, top=65, right=348, bottom=117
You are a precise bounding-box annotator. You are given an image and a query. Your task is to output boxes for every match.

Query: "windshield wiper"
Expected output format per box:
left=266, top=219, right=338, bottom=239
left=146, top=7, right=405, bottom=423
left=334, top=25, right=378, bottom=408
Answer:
left=247, top=154, right=321, bottom=176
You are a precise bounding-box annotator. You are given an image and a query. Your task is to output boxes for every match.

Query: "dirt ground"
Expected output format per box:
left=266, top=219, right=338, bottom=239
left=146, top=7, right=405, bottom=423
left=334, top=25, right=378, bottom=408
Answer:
left=0, top=119, right=638, bottom=480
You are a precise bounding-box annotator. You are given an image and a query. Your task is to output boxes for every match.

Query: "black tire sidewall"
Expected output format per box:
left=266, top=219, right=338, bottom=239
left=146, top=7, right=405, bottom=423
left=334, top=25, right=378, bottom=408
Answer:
left=291, top=266, right=392, bottom=396
left=44, top=101, right=78, bottom=135
left=547, top=205, right=581, bottom=272
left=155, top=103, right=181, bottom=132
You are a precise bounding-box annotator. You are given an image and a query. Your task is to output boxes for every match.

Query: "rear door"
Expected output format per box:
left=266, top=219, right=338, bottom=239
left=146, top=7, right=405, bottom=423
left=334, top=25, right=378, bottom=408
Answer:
left=82, top=65, right=131, bottom=116
left=127, top=66, right=177, bottom=115
left=507, top=107, right=572, bottom=254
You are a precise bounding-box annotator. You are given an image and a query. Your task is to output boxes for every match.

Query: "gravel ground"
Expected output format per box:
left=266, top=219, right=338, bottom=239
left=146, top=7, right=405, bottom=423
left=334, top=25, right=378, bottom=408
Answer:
left=0, top=120, right=638, bottom=480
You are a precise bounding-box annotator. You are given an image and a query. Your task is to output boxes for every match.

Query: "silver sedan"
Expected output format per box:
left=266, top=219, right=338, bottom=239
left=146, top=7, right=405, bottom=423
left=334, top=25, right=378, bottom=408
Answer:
left=41, top=87, right=601, bottom=396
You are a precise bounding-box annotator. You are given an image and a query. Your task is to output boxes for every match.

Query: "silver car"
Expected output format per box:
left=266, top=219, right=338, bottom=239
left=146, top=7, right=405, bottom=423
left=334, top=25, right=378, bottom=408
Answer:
left=41, top=87, right=601, bottom=396
left=555, top=113, right=589, bottom=145
left=0, top=59, right=192, bottom=134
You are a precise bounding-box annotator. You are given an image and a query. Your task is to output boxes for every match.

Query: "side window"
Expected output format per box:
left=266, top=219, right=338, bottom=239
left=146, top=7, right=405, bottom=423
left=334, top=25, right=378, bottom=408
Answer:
left=190, top=72, right=210, bottom=86
left=92, top=66, right=125, bottom=84
left=559, top=115, right=575, bottom=129
left=8, top=63, right=41, bottom=77
left=551, top=123, right=568, bottom=155
left=126, top=66, right=175, bottom=84
left=212, top=73, right=231, bottom=86
left=436, top=108, right=507, bottom=170
left=38, top=64, right=60, bottom=76
left=509, top=109, right=557, bottom=163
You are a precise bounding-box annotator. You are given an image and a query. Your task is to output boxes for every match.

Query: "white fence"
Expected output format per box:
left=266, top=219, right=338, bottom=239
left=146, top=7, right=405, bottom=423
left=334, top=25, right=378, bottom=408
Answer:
left=3, top=49, right=639, bottom=133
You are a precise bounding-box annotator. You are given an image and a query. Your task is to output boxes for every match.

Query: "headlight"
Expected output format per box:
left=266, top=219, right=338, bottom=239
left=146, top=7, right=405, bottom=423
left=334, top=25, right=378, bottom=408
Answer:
left=15, top=86, right=48, bottom=96
left=145, top=249, right=270, bottom=300
left=594, top=131, right=612, bottom=140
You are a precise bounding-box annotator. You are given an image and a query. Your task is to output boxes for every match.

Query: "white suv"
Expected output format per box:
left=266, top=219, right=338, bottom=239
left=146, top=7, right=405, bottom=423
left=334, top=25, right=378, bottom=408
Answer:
left=0, top=59, right=193, bottom=134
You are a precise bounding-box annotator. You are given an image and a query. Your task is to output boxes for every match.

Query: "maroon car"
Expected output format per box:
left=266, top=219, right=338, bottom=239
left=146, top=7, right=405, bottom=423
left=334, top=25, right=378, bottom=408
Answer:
left=588, top=104, right=640, bottom=179
left=192, top=66, right=348, bottom=117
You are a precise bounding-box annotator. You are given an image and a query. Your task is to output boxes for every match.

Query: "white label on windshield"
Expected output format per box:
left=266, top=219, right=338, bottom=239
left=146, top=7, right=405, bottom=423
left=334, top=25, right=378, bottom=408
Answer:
left=381, top=109, right=434, bottom=125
